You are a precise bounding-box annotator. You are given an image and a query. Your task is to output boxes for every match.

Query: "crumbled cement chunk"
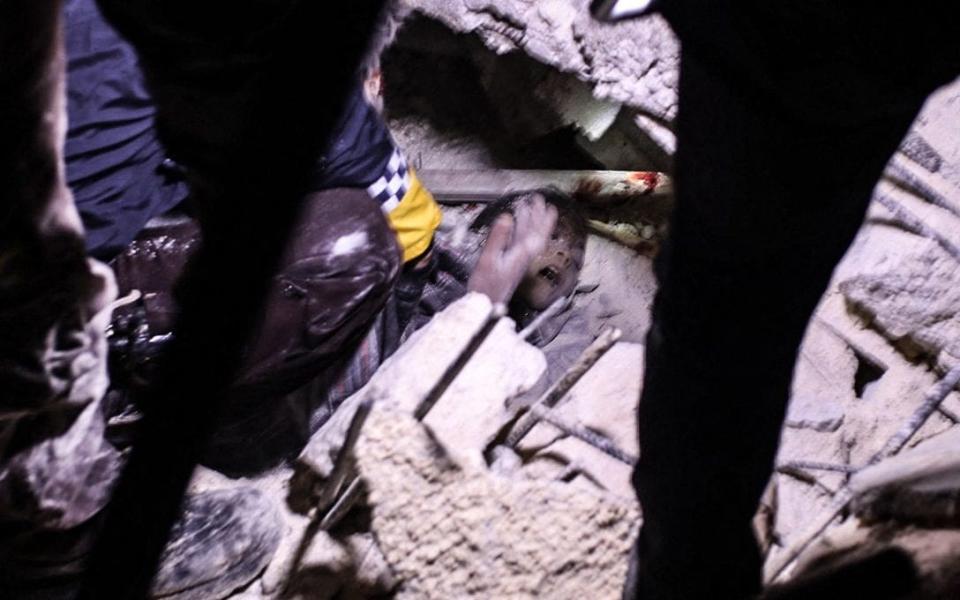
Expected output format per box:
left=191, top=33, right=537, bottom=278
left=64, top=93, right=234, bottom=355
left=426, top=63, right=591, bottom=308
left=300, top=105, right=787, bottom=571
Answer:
left=517, top=342, right=642, bottom=499
left=850, top=427, right=960, bottom=527
left=355, top=407, right=639, bottom=599
left=403, top=0, right=679, bottom=141
left=841, top=242, right=960, bottom=372
left=785, top=322, right=856, bottom=433
left=293, top=293, right=545, bottom=506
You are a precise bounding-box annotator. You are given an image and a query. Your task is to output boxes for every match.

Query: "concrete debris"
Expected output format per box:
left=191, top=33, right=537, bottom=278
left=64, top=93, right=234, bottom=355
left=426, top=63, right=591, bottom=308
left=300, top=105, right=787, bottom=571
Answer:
left=766, top=325, right=960, bottom=582
left=516, top=342, right=642, bottom=499
left=397, top=3, right=960, bottom=181
left=402, top=0, right=679, bottom=148
left=844, top=363, right=957, bottom=465
left=765, top=291, right=960, bottom=580
left=293, top=292, right=546, bottom=506
left=404, top=0, right=677, bottom=112
left=506, top=327, right=622, bottom=447
left=840, top=243, right=960, bottom=372
left=354, top=406, right=639, bottom=599
left=785, top=322, right=856, bottom=433
left=886, top=156, right=960, bottom=217
left=232, top=50, right=960, bottom=597
left=851, top=427, right=960, bottom=527
left=904, top=78, right=960, bottom=193
left=272, top=291, right=643, bottom=599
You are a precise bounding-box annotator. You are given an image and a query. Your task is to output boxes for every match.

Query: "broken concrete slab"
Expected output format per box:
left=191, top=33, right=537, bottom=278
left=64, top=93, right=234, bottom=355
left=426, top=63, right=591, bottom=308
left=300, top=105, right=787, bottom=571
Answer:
left=843, top=363, right=956, bottom=466
left=517, top=341, right=642, bottom=498
left=850, top=426, right=960, bottom=527
left=841, top=241, right=960, bottom=372
left=785, top=321, right=857, bottom=433
left=577, top=235, right=658, bottom=341
left=292, top=293, right=546, bottom=508
left=814, top=293, right=960, bottom=421
left=403, top=0, right=679, bottom=152
left=762, top=473, right=840, bottom=582
left=266, top=532, right=396, bottom=600
left=355, top=406, right=639, bottom=599
left=906, top=77, right=960, bottom=193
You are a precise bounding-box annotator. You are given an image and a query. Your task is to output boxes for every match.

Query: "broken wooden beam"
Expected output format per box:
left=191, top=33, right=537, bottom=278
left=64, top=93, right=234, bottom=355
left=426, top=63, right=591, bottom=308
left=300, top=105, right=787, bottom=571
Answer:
left=418, top=169, right=672, bottom=204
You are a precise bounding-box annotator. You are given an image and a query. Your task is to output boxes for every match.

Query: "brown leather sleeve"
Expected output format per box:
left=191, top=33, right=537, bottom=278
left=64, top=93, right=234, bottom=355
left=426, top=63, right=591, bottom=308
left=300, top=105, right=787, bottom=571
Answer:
left=111, top=187, right=401, bottom=397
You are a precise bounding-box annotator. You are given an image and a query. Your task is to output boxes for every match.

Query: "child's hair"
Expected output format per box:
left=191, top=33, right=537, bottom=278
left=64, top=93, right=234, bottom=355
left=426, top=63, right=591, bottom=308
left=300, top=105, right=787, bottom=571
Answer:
left=470, top=187, right=588, bottom=247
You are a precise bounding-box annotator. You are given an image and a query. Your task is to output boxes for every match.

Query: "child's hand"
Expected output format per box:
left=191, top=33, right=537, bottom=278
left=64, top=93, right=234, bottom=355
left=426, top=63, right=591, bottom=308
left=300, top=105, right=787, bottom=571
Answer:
left=467, top=193, right=558, bottom=305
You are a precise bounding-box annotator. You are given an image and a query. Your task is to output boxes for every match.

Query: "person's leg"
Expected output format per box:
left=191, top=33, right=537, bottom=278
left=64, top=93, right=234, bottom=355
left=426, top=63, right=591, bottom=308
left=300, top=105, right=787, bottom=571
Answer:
left=630, top=4, right=960, bottom=598
left=82, top=2, right=388, bottom=595
left=109, top=187, right=401, bottom=475
left=0, top=0, right=121, bottom=584
left=209, top=188, right=402, bottom=473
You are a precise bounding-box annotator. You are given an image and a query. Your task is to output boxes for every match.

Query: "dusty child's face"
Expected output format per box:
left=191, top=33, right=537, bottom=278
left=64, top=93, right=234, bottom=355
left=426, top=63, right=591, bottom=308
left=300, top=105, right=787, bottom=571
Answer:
left=515, top=226, right=585, bottom=310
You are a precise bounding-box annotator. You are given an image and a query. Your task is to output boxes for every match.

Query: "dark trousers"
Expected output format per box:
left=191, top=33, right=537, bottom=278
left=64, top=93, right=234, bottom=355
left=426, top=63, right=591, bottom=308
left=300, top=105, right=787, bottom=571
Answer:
left=631, top=4, right=960, bottom=598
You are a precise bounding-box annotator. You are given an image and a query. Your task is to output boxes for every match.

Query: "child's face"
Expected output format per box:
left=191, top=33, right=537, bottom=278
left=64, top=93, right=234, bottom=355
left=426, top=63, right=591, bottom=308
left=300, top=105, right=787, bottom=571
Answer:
left=515, top=225, right=585, bottom=310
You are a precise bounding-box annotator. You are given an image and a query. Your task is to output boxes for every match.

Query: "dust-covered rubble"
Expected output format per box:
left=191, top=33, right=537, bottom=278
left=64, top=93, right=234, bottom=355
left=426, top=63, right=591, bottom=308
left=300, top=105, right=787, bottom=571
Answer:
left=403, top=0, right=679, bottom=120
left=355, top=406, right=639, bottom=599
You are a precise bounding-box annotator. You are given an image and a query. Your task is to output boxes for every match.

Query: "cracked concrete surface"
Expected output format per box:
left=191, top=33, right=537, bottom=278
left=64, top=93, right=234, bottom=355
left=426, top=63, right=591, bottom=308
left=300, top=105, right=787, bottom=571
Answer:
left=355, top=407, right=639, bottom=600
left=401, top=0, right=679, bottom=154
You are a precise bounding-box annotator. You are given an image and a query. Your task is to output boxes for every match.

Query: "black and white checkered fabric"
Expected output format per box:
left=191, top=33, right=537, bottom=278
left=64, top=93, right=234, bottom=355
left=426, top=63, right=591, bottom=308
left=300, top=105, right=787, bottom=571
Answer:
left=367, top=149, right=411, bottom=213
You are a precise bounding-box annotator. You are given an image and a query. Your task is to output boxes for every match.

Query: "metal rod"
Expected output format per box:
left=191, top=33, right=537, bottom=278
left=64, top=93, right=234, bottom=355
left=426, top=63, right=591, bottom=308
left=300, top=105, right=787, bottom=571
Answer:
left=319, top=478, right=363, bottom=531
left=520, top=296, right=568, bottom=341
left=314, top=399, right=372, bottom=513
left=776, top=460, right=858, bottom=474
left=874, top=189, right=960, bottom=261
left=418, top=169, right=672, bottom=205
left=872, top=362, right=960, bottom=462
left=766, top=490, right=853, bottom=583
left=527, top=404, right=637, bottom=465
left=885, top=159, right=960, bottom=218
left=768, top=362, right=960, bottom=583
left=413, top=302, right=506, bottom=420
left=506, top=327, right=622, bottom=448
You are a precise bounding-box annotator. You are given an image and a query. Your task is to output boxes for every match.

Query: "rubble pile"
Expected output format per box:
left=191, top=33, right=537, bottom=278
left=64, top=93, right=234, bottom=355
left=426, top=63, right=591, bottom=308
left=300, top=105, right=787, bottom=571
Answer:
left=355, top=407, right=637, bottom=599
left=762, top=113, right=960, bottom=589
left=218, top=3, right=960, bottom=597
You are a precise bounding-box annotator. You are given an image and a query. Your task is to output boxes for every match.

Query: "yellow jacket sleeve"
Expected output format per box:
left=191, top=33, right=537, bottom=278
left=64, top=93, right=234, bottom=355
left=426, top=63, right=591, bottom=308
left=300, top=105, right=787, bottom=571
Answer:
left=386, top=168, right=442, bottom=262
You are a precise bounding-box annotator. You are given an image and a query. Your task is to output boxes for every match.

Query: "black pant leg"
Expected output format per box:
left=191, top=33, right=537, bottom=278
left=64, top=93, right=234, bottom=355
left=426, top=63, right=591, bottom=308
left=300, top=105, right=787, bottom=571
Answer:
left=630, top=4, right=960, bottom=599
